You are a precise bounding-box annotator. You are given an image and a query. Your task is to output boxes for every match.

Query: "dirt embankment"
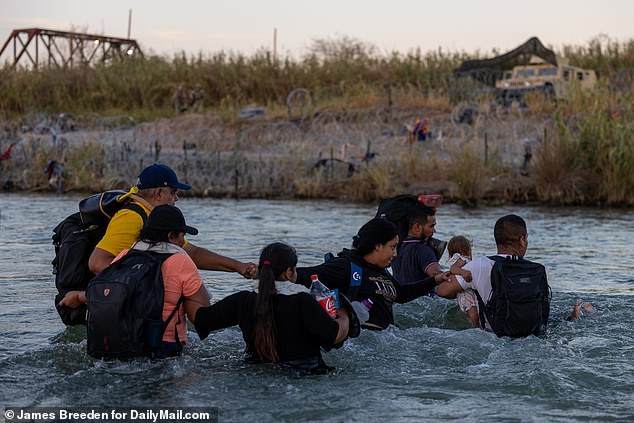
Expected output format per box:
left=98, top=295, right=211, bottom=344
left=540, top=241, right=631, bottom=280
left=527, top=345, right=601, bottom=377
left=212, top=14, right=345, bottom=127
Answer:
left=0, top=106, right=542, bottom=204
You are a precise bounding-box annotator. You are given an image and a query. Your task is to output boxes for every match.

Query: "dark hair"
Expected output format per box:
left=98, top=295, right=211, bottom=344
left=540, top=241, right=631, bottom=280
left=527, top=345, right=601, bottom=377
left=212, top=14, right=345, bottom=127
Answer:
left=138, top=226, right=172, bottom=244
left=254, top=242, right=298, bottom=362
left=448, top=235, right=471, bottom=256
left=494, top=214, right=527, bottom=246
left=406, top=204, right=435, bottom=229
left=352, top=218, right=399, bottom=256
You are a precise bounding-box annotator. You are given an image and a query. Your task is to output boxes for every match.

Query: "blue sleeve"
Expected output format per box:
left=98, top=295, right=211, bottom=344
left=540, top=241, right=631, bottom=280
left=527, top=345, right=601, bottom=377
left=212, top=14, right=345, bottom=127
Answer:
left=416, top=245, right=438, bottom=274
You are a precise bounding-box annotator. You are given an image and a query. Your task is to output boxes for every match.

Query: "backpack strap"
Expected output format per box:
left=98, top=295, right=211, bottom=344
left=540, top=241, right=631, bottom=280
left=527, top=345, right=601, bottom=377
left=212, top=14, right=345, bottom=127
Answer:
left=163, top=295, right=185, bottom=331
left=322, top=253, right=363, bottom=301
left=473, top=290, right=487, bottom=330
left=348, top=261, right=363, bottom=301
left=123, top=203, right=148, bottom=225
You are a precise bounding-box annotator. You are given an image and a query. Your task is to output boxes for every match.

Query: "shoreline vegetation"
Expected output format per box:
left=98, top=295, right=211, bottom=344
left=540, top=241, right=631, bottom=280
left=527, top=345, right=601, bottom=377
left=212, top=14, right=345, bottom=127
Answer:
left=1, top=35, right=633, bottom=206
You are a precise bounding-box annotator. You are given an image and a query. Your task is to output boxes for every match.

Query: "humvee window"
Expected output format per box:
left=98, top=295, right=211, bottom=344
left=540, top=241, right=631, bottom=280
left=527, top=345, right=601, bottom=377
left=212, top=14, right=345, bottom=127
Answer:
left=577, top=72, right=583, bottom=80
left=538, top=68, right=558, bottom=76
left=517, top=69, right=535, bottom=78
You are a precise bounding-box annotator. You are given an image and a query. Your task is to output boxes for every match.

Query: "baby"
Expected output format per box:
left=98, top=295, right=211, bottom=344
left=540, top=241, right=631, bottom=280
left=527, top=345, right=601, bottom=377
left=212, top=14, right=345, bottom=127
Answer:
left=447, top=235, right=479, bottom=328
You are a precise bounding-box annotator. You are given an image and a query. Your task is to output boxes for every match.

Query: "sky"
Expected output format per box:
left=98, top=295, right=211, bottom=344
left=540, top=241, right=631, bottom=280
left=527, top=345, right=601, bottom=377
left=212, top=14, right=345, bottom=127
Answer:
left=1, top=0, right=633, bottom=58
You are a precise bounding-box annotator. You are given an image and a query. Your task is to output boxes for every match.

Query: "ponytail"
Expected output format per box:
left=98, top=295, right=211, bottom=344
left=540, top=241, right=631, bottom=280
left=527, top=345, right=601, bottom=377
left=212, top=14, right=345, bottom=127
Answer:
left=253, top=242, right=298, bottom=363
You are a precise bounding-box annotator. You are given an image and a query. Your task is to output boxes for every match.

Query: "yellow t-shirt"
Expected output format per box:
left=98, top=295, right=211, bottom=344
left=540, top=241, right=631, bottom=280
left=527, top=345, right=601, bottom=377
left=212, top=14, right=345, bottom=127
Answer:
left=95, top=202, right=151, bottom=256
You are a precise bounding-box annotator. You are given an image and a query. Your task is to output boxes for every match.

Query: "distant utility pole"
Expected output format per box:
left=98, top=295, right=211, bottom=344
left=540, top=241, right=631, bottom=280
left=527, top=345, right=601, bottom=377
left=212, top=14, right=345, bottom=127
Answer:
left=273, top=28, right=277, bottom=61
left=127, top=9, right=132, bottom=39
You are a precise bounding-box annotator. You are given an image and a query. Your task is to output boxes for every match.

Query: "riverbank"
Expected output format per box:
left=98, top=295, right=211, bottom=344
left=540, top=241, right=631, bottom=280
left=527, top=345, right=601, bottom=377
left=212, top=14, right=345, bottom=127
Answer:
left=2, top=35, right=633, bottom=206
left=0, top=106, right=531, bottom=204
left=1, top=97, right=632, bottom=206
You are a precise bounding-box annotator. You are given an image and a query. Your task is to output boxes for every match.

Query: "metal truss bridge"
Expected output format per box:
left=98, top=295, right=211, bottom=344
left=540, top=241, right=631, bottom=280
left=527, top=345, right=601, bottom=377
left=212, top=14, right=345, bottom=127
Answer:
left=0, top=27, right=143, bottom=69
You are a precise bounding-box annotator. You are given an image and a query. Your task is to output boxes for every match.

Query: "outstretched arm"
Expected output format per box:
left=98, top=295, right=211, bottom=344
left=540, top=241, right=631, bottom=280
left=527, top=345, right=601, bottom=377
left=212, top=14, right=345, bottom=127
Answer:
left=436, top=275, right=464, bottom=299
left=296, top=258, right=350, bottom=290
left=394, top=272, right=449, bottom=303
left=184, top=242, right=257, bottom=279
left=194, top=291, right=248, bottom=340
left=183, top=285, right=211, bottom=324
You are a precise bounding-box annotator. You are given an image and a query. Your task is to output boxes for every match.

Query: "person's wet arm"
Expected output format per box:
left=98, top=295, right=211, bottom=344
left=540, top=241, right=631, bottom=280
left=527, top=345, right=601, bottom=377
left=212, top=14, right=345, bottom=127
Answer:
left=184, top=242, right=257, bottom=278
left=394, top=272, right=449, bottom=303
left=184, top=286, right=211, bottom=324
left=296, top=259, right=349, bottom=290
left=194, top=291, right=247, bottom=340
left=436, top=275, right=464, bottom=299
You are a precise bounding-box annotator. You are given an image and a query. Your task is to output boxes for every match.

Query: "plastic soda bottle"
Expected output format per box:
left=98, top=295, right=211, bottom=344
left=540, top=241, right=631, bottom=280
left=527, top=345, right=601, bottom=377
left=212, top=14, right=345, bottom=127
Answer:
left=310, top=274, right=338, bottom=318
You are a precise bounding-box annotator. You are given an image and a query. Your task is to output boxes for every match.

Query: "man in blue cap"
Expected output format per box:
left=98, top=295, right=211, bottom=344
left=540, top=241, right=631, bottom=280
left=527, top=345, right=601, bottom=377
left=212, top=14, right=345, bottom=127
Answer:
left=85, top=163, right=256, bottom=279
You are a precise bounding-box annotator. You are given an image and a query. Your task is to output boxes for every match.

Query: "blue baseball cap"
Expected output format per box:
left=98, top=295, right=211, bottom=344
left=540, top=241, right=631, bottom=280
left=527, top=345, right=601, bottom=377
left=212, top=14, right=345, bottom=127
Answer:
left=137, top=164, right=191, bottom=190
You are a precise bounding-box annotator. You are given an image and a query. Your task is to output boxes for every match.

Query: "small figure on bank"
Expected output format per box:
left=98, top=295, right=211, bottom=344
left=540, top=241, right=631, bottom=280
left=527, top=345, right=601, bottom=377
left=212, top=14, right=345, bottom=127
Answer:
left=190, top=84, right=205, bottom=113
left=174, top=84, right=188, bottom=114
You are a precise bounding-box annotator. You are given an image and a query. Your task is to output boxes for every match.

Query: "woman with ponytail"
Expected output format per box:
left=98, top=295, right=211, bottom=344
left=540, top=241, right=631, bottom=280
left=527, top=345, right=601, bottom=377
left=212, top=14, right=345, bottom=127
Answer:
left=195, top=242, right=350, bottom=372
left=296, top=218, right=449, bottom=330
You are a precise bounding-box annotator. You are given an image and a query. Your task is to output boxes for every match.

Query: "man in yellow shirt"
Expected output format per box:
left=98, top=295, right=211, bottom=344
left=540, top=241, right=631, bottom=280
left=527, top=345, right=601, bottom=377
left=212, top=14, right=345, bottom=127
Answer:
left=89, top=163, right=256, bottom=276
left=60, top=163, right=256, bottom=309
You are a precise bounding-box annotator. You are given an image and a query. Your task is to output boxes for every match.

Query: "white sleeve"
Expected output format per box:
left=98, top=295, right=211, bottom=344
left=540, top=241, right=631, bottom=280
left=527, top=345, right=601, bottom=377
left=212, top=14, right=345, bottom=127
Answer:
left=455, top=259, right=478, bottom=290
left=448, top=253, right=461, bottom=266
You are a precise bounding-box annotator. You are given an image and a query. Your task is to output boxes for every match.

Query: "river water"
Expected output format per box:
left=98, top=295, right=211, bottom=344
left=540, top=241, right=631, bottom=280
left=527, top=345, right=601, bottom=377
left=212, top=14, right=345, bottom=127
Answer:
left=0, top=194, right=633, bottom=422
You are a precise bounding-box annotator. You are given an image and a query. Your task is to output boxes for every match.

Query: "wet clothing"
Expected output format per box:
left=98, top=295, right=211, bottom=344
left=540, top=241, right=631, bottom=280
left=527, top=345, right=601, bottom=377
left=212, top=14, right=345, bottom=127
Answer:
left=449, top=254, right=478, bottom=313
left=114, top=241, right=203, bottom=344
left=96, top=201, right=150, bottom=256
left=391, top=237, right=438, bottom=285
left=195, top=291, right=339, bottom=370
left=455, top=254, right=509, bottom=330
left=296, top=249, right=437, bottom=330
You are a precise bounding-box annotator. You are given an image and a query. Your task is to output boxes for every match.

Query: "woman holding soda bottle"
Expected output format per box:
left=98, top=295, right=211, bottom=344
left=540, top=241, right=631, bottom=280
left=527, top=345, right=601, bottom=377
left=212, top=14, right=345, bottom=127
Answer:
left=194, top=242, right=358, bottom=373
left=296, top=218, right=449, bottom=331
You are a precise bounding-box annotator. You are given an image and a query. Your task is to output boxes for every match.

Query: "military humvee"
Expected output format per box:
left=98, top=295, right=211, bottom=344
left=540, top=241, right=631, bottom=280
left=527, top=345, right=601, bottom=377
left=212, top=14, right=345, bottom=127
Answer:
left=495, top=57, right=597, bottom=100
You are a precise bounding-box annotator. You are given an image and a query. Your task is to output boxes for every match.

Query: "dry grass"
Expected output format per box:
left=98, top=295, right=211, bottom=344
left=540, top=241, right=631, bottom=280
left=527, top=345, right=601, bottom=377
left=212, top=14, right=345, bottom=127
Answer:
left=450, top=141, right=487, bottom=206
left=532, top=137, right=589, bottom=204
left=2, top=35, right=634, bottom=205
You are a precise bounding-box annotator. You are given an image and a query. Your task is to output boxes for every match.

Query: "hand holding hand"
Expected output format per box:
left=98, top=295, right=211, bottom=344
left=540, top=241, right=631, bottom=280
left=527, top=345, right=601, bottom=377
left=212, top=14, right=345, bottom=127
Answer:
left=238, top=262, right=258, bottom=279
left=434, top=271, right=450, bottom=284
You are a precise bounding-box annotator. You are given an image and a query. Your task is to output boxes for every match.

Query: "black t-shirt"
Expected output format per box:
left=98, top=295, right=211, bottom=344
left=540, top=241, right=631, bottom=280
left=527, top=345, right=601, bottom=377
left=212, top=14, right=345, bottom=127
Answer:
left=195, top=291, right=339, bottom=364
left=296, top=249, right=437, bottom=330
left=391, top=237, right=438, bottom=284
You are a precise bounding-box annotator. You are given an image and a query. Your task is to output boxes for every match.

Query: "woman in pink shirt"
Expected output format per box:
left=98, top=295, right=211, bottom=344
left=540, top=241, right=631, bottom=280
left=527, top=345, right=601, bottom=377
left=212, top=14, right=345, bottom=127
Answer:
left=116, top=204, right=210, bottom=357
left=61, top=205, right=210, bottom=358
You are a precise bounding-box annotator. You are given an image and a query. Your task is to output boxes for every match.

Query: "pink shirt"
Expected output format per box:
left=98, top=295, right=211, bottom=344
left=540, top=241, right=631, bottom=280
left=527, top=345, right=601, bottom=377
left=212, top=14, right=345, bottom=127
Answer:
left=113, top=248, right=202, bottom=344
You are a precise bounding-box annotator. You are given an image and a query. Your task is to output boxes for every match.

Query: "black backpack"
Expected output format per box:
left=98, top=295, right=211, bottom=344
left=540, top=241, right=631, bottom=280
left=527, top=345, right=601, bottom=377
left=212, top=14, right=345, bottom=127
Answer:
left=86, top=250, right=182, bottom=359
left=475, top=256, right=551, bottom=338
left=52, top=191, right=146, bottom=325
